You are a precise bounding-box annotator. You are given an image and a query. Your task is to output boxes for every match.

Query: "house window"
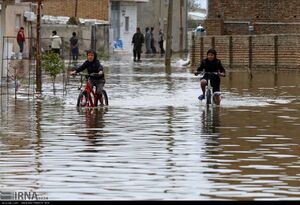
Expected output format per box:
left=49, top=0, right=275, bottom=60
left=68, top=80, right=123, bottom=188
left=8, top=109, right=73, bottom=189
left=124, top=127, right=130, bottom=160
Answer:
left=125, top=16, right=129, bottom=32
left=16, top=14, right=21, bottom=30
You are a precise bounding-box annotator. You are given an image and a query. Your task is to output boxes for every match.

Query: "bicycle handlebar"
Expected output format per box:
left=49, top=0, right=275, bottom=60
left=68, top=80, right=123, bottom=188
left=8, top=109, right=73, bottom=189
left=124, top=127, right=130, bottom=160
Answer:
left=202, top=72, right=219, bottom=75
left=73, top=72, right=103, bottom=77
left=194, top=71, right=225, bottom=77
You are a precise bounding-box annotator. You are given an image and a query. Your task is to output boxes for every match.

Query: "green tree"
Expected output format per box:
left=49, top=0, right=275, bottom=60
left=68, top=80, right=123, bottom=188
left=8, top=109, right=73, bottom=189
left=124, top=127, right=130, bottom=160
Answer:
left=41, top=52, right=65, bottom=93
left=67, top=16, right=80, bottom=25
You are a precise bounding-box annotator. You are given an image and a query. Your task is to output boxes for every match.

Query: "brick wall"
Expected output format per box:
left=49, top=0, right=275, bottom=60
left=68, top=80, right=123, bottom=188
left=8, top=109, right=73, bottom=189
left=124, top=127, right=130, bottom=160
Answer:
left=206, top=0, right=300, bottom=35
left=204, top=19, right=224, bottom=35
left=190, top=34, right=300, bottom=70
left=42, top=0, right=109, bottom=21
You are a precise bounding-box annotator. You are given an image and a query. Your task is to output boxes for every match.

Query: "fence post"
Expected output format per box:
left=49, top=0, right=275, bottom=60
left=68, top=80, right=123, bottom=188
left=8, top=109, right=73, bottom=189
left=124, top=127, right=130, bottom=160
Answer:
left=229, top=36, right=233, bottom=68
left=200, top=36, right=204, bottom=61
left=61, top=37, right=65, bottom=59
left=191, top=32, right=195, bottom=66
left=36, top=0, right=42, bottom=94
left=0, top=39, right=2, bottom=96
left=211, top=36, right=215, bottom=49
left=91, top=25, right=97, bottom=51
left=274, top=35, right=278, bottom=73
left=248, top=35, right=253, bottom=78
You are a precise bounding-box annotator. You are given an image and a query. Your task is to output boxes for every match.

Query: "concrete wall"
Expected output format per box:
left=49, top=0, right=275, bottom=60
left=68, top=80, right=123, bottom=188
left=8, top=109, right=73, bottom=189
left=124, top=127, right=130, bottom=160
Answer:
left=190, top=34, right=300, bottom=70
left=39, top=24, right=110, bottom=59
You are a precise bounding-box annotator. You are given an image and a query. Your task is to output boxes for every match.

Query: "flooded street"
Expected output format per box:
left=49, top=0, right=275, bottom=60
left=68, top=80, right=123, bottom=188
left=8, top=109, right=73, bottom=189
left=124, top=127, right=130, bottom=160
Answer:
left=1, top=55, right=300, bottom=200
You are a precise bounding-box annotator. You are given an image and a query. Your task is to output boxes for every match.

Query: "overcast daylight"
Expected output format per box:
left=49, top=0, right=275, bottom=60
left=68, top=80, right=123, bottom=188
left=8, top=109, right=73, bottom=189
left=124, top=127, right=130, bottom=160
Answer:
left=0, top=0, right=300, bottom=203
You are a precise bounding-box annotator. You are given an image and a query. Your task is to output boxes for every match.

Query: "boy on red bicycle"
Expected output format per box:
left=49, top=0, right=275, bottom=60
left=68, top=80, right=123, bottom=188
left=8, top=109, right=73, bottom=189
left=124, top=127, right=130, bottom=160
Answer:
left=70, top=50, right=105, bottom=106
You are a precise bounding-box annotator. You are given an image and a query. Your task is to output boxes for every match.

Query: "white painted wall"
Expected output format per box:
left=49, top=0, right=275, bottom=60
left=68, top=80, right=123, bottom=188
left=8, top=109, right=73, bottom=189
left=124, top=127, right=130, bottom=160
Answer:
left=5, top=4, right=31, bottom=56
left=119, top=2, right=137, bottom=52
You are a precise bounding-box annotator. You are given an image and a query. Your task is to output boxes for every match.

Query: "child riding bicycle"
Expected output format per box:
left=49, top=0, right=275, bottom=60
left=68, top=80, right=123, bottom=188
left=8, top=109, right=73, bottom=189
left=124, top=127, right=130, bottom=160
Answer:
left=70, top=49, right=106, bottom=106
left=194, top=48, right=226, bottom=106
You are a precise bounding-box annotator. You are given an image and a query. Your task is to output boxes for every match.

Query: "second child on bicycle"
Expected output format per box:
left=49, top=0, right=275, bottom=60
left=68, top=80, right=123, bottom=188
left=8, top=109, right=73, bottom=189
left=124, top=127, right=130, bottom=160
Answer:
left=194, top=48, right=226, bottom=105
left=70, top=50, right=106, bottom=106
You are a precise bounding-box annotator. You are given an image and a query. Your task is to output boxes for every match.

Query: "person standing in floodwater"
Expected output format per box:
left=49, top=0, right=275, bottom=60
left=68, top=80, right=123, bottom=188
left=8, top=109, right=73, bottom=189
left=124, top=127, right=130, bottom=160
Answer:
left=145, top=27, right=152, bottom=54
left=158, top=29, right=165, bottom=56
left=132, top=27, right=144, bottom=62
left=70, top=32, right=79, bottom=61
left=50, top=30, right=62, bottom=55
left=150, top=27, right=157, bottom=54
left=16, top=27, right=26, bottom=55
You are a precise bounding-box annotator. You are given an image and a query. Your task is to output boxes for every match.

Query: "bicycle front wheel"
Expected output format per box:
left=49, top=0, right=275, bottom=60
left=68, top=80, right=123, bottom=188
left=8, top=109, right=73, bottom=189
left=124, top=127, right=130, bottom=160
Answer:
left=77, top=93, right=85, bottom=107
left=77, top=92, right=89, bottom=107
left=206, top=89, right=212, bottom=105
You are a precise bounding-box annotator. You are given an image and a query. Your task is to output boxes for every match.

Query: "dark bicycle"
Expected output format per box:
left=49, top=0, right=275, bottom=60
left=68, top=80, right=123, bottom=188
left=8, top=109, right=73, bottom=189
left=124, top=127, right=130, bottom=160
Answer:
left=195, top=72, right=222, bottom=106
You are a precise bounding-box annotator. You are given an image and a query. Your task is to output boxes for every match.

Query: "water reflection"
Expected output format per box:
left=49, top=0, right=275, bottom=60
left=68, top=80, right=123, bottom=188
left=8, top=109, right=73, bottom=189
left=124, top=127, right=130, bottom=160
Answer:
left=34, top=100, right=43, bottom=175
left=76, top=107, right=107, bottom=147
left=200, top=104, right=300, bottom=200
left=201, top=107, right=221, bottom=135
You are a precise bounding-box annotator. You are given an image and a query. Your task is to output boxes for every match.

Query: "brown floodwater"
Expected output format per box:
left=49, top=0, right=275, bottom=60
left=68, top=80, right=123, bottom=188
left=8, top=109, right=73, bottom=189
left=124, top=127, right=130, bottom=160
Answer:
left=0, top=55, right=299, bottom=200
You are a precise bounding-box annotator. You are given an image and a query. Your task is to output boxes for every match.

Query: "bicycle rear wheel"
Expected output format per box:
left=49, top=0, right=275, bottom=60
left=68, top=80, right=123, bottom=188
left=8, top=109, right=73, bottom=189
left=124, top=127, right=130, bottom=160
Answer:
left=95, top=90, right=109, bottom=106
left=102, top=90, right=109, bottom=106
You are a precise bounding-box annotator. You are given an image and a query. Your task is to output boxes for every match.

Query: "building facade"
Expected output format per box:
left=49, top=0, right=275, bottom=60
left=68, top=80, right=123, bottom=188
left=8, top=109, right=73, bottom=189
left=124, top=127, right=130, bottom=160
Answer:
left=1, top=0, right=32, bottom=78
left=137, top=0, right=187, bottom=52
left=110, top=0, right=148, bottom=51
left=205, top=0, right=300, bottom=35
left=41, top=0, right=149, bottom=52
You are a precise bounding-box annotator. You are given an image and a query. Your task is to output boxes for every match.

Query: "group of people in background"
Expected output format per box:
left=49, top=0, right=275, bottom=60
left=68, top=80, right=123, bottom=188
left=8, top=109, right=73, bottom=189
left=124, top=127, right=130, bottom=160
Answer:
left=50, top=30, right=79, bottom=62
left=132, top=26, right=165, bottom=62
left=17, top=25, right=165, bottom=63
left=16, top=27, right=79, bottom=61
left=145, top=27, right=165, bottom=55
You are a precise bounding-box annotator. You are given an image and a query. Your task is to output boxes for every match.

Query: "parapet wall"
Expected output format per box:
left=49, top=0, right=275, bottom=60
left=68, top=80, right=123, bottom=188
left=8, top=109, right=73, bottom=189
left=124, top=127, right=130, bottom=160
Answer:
left=190, top=34, right=300, bottom=70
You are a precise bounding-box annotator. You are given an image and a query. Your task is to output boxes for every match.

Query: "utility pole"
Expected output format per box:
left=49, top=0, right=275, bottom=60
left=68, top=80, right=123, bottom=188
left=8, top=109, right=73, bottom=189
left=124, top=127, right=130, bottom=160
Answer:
left=179, top=0, right=183, bottom=52
left=75, top=0, right=78, bottom=18
left=0, top=2, right=6, bottom=82
left=36, top=0, right=42, bottom=94
left=165, top=0, right=173, bottom=67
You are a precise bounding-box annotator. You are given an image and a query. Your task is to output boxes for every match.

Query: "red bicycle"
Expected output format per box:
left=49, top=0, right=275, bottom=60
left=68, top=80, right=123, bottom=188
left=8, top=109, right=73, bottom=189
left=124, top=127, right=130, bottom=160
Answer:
left=75, top=73, right=108, bottom=107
